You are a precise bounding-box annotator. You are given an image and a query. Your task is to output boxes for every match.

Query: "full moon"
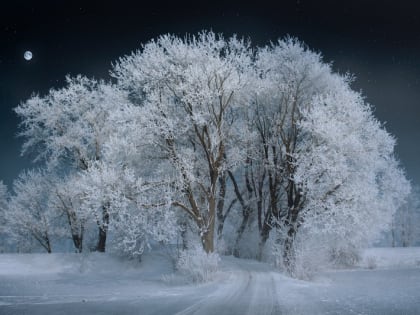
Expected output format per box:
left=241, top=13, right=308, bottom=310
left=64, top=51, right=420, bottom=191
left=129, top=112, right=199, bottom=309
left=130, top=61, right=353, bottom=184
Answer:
left=24, top=51, right=33, bottom=61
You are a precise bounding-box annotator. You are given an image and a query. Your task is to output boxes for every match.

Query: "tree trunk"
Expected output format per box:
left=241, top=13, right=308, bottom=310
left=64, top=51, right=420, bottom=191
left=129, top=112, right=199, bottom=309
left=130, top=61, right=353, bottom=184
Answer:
left=71, top=234, right=83, bottom=253
left=233, top=211, right=250, bottom=257
left=257, top=161, right=280, bottom=260
left=282, top=176, right=302, bottom=274
left=96, top=227, right=107, bottom=252
left=69, top=212, right=84, bottom=253
left=46, top=236, right=52, bottom=254
left=216, top=173, right=227, bottom=240
left=257, top=219, right=271, bottom=260
left=180, top=220, right=188, bottom=250
left=283, top=228, right=296, bottom=275
left=96, top=205, right=109, bottom=252
left=391, top=223, right=396, bottom=247
left=202, top=227, right=214, bottom=253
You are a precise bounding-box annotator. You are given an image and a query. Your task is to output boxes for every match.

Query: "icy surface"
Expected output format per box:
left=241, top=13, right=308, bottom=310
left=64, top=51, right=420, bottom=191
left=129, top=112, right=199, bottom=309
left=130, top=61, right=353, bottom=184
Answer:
left=0, top=248, right=419, bottom=314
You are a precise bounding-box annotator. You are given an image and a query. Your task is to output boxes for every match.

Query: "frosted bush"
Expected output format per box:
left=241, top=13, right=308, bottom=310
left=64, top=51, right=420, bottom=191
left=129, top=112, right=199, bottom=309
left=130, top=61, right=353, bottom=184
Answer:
left=292, top=247, right=328, bottom=280
left=291, top=236, right=331, bottom=280
left=328, top=244, right=361, bottom=267
left=176, top=246, right=220, bottom=283
left=269, top=229, right=325, bottom=279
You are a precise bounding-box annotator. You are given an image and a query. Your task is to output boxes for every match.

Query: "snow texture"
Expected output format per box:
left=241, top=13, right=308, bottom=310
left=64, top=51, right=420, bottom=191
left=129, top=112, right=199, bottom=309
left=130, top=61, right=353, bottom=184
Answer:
left=0, top=247, right=419, bottom=314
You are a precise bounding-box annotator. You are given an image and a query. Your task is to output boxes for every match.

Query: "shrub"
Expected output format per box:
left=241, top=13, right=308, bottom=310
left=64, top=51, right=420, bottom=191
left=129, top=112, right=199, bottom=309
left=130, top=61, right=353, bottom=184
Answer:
left=176, top=246, right=220, bottom=283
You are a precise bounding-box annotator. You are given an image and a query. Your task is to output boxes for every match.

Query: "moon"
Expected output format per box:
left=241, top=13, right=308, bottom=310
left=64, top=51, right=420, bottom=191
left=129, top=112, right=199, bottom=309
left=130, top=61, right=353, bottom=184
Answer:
left=24, top=51, right=33, bottom=61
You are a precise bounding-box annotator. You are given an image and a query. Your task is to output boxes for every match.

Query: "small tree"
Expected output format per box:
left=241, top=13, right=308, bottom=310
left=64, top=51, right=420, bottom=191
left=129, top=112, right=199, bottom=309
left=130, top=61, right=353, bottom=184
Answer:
left=391, top=185, right=420, bottom=247
left=5, top=170, right=57, bottom=253
left=15, top=76, right=128, bottom=252
left=49, top=175, right=88, bottom=253
left=77, top=162, right=177, bottom=259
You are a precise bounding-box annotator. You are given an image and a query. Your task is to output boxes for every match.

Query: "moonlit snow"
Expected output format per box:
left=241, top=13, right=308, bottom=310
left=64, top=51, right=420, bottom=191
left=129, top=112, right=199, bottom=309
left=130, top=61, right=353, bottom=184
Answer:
left=23, top=50, right=32, bottom=61
left=0, top=247, right=419, bottom=315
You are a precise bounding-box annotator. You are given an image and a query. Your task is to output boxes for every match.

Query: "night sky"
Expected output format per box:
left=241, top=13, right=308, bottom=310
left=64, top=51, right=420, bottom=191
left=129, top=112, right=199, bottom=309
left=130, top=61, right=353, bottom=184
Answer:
left=1, top=1, right=420, bottom=187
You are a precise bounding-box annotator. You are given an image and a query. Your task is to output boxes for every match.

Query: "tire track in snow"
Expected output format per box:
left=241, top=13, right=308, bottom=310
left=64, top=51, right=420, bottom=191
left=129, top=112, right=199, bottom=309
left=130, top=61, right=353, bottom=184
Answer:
left=174, top=258, right=283, bottom=315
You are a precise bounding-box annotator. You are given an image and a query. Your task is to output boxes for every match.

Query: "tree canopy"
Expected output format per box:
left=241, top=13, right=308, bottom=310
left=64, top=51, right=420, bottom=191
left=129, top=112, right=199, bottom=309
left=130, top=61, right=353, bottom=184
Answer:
left=4, top=31, right=410, bottom=275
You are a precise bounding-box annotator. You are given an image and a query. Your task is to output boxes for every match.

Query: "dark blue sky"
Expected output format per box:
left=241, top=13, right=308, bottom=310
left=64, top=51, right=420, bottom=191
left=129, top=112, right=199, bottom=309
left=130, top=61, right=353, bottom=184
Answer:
left=1, top=1, right=420, bottom=187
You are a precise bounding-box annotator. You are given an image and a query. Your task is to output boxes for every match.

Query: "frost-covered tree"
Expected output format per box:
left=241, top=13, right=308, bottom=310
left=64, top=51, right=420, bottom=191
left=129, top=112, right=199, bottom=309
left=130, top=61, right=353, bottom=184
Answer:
left=49, top=175, right=89, bottom=253
left=264, top=40, right=409, bottom=273
left=391, top=185, right=420, bottom=247
left=15, top=76, right=128, bottom=252
left=5, top=170, right=57, bottom=253
left=293, top=87, right=410, bottom=271
left=111, top=32, right=254, bottom=253
left=76, top=162, right=177, bottom=259
left=109, top=32, right=410, bottom=262
left=249, top=38, right=335, bottom=260
left=218, top=38, right=410, bottom=274
left=15, top=76, right=127, bottom=169
left=11, top=31, right=410, bottom=275
left=225, top=38, right=340, bottom=259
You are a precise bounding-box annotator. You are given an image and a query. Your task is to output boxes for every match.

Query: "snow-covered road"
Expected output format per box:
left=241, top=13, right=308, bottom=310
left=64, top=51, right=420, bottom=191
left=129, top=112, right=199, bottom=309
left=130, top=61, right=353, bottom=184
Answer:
left=0, top=252, right=420, bottom=314
left=0, top=257, right=285, bottom=315
left=166, top=258, right=283, bottom=315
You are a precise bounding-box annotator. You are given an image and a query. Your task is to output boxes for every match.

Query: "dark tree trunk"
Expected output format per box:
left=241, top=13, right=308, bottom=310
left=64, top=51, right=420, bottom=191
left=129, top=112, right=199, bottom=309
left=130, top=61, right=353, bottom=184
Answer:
left=70, top=216, right=84, bottom=253
left=71, top=234, right=83, bottom=253
left=216, top=173, right=227, bottom=240
left=43, top=231, right=52, bottom=254
left=58, top=193, right=85, bottom=253
left=257, top=217, right=271, bottom=260
left=46, top=237, right=52, bottom=254
left=96, top=227, right=107, bottom=252
left=32, top=231, right=52, bottom=254
left=257, top=169, right=280, bottom=260
left=96, top=205, right=109, bottom=252
left=233, top=210, right=250, bottom=257
left=227, top=169, right=254, bottom=257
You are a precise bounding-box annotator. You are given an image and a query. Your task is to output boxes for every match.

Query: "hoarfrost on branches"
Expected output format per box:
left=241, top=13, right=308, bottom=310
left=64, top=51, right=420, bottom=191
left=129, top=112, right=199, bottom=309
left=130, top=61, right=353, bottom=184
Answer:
left=5, top=170, right=57, bottom=253
left=8, top=31, right=411, bottom=276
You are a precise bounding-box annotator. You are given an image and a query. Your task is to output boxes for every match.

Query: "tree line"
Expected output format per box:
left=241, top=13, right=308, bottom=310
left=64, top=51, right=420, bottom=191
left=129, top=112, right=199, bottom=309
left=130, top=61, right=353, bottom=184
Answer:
left=0, top=32, right=411, bottom=275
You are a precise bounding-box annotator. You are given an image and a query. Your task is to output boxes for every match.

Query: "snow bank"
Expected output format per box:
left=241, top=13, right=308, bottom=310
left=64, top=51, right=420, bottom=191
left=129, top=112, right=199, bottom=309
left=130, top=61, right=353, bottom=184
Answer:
left=0, top=251, right=172, bottom=278
left=0, top=248, right=419, bottom=314
left=360, top=247, right=420, bottom=269
left=0, top=254, right=76, bottom=276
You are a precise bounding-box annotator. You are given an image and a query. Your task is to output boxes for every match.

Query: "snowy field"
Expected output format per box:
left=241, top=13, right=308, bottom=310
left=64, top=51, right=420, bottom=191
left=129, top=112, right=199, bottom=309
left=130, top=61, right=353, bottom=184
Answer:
left=0, top=247, right=419, bottom=315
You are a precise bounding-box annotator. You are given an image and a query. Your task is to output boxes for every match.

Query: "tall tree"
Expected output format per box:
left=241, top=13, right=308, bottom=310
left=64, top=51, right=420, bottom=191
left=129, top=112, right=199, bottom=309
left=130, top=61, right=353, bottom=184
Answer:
left=227, top=38, right=336, bottom=259
left=223, top=38, right=410, bottom=273
left=111, top=32, right=254, bottom=253
left=292, top=86, right=410, bottom=272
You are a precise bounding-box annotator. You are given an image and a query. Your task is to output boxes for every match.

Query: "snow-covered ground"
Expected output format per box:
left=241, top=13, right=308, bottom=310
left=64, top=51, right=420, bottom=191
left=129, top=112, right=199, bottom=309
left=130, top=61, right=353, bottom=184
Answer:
left=0, top=247, right=419, bottom=315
